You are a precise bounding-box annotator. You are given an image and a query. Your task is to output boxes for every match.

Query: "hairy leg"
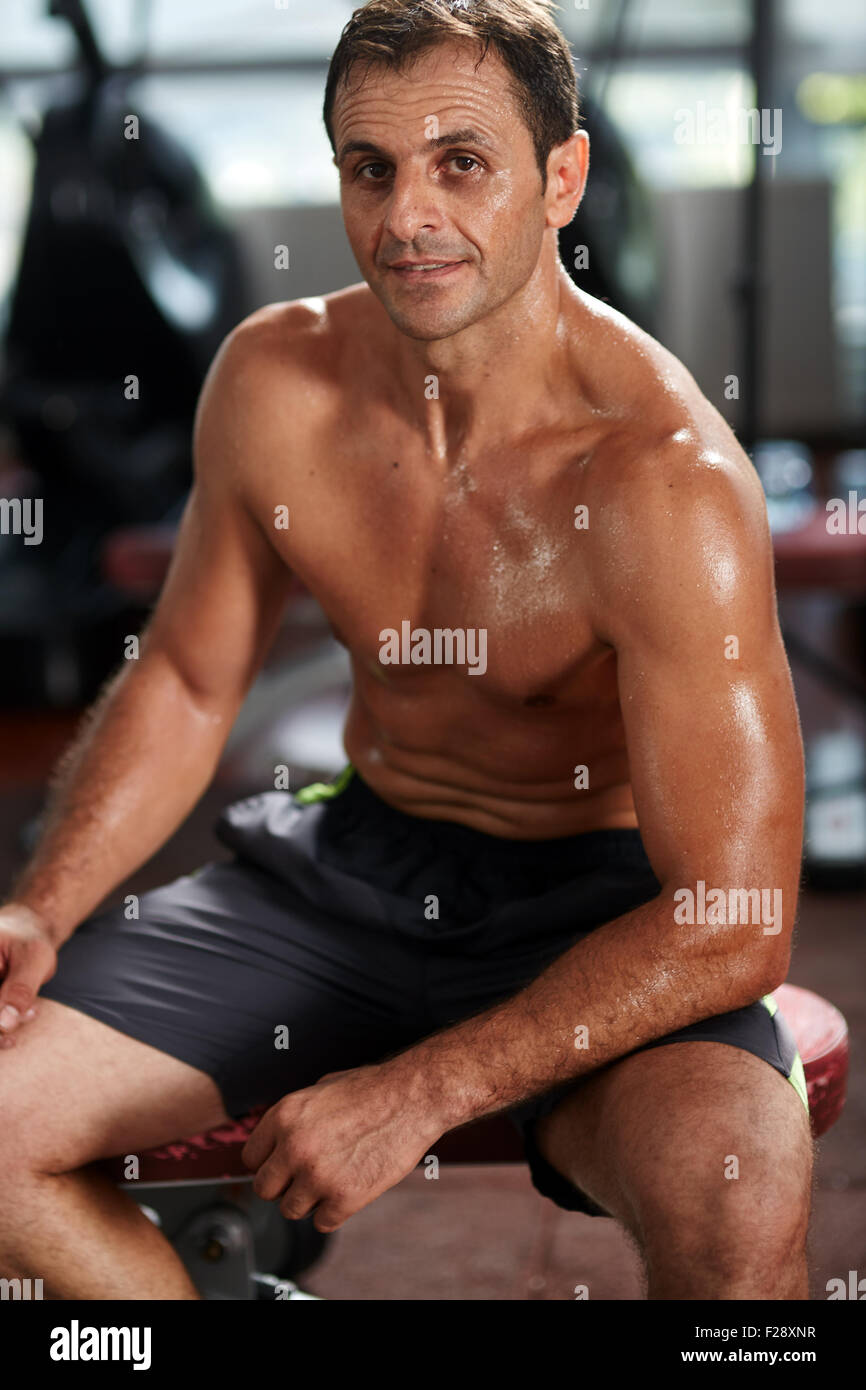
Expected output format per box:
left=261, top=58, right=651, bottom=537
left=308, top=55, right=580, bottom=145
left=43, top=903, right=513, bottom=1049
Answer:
left=534, top=1041, right=813, bottom=1300
left=0, top=1000, right=232, bottom=1300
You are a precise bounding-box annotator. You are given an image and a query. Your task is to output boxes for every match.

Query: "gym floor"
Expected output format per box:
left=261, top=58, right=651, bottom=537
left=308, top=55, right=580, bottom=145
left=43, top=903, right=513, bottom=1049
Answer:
left=1, top=584, right=862, bottom=1301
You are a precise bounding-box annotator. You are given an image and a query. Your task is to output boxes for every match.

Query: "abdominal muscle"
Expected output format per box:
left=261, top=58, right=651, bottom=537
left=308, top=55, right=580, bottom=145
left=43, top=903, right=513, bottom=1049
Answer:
left=342, top=679, right=640, bottom=840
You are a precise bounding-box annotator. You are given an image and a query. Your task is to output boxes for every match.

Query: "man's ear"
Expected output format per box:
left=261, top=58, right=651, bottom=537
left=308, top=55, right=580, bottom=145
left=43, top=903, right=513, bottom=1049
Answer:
left=545, top=130, right=589, bottom=230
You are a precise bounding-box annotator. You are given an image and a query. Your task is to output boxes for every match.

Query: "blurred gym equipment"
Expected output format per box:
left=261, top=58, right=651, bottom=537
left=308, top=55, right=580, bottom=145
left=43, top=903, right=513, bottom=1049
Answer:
left=0, top=0, right=246, bottom=707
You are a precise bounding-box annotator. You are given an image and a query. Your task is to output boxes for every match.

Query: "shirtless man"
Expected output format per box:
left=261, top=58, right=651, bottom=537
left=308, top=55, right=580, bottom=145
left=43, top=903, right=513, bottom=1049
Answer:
left=0, top=0, right=811, bottom=1300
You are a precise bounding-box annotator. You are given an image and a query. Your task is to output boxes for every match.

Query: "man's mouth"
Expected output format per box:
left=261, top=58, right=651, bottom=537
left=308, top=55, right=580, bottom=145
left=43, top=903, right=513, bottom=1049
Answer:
left=387, top=260, right=466, bottom=280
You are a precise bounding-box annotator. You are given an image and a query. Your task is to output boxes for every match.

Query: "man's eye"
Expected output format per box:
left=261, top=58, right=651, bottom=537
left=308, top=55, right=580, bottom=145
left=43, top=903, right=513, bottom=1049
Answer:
left=448, top=156, right=479, bottom=173
left=359, top=162, right=389, bottom=180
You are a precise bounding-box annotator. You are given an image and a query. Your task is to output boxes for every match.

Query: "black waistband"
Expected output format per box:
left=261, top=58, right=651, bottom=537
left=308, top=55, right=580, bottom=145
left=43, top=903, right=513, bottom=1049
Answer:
left=326, top=767, right=651, bottom=868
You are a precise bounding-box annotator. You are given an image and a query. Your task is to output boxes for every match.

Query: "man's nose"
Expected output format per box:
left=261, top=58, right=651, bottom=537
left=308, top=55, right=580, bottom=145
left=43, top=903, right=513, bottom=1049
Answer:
left=383, top=167, right=443, bottom=243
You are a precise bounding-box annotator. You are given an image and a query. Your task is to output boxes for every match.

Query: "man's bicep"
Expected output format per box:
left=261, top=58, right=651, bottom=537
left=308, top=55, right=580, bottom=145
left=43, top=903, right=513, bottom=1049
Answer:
left=600, top=462, right=804, bottom=927
left=616, top=620, right=803, bottom=899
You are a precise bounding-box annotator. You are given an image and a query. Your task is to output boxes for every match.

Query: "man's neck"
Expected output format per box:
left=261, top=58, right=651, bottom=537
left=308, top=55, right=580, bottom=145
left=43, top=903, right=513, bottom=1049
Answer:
left=390, top=255, right=582, bottom=462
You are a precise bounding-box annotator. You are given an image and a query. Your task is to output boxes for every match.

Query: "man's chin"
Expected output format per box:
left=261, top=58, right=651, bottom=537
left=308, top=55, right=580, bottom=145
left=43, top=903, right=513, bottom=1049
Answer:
left=374, top=291, right=481, bottom=343
left=391, top=317, right=467, bottom=342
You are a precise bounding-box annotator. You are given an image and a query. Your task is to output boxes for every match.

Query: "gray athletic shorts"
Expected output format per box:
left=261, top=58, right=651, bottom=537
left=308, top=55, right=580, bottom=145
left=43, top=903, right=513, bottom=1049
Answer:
left=39, top=764, right=807, bottom=1216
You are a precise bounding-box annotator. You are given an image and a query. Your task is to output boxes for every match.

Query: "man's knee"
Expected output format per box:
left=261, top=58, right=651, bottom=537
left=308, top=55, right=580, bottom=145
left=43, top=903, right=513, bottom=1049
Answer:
left=0, top=1098, right=53, bottom=1184
left=0, top=1061, right=80, bottom=1181
left=624, top=1093, right=813, bottom=1285
left=0, top=999, right=230, bottom=1182
left=543, top=1042, right=813, bottom=1285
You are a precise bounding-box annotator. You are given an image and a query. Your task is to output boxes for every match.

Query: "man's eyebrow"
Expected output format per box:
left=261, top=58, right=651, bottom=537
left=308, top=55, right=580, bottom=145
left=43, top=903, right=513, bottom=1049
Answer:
left=336, top=127, right=495, bottom=164
left=427, top=127, right=495, bottom=152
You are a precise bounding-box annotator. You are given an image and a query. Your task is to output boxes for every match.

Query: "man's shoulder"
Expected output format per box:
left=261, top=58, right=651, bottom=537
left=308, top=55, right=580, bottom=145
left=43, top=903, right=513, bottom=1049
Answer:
left=568, top=299, right=772, bottom=633
left=572, top=297, right=762, bottom=519
left=224, top=284, right=380, bottom=381
left=192, top=286, right=379, bottom=489
left=194, top=284, right=383, bottom=466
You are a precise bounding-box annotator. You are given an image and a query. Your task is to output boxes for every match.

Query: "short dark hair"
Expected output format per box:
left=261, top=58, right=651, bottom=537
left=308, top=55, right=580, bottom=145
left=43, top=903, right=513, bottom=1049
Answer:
left=324, top=0, right=580, bottom=182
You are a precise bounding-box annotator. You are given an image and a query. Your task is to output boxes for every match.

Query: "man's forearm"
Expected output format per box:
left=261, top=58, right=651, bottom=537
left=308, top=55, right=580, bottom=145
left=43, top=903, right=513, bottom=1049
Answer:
left=8, top=653, right=236, bottom=946
left=387, top=889, right=787, bottom=1132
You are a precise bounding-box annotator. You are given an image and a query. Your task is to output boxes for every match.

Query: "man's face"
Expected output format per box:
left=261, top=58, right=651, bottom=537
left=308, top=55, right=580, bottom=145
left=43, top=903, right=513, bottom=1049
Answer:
left=331, top=41, right=554, bottom=342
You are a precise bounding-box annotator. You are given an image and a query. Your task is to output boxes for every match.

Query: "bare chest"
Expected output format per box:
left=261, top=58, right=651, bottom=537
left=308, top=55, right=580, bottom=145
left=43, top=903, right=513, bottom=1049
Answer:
left=257, top=434, right=609, bottom=705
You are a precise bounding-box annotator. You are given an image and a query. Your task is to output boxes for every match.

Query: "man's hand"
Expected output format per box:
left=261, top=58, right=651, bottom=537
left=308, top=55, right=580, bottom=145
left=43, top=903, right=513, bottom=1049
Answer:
left=241, top=1061, right=445, bottom=1232
left=0, top=903, right=57, bottom=1046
